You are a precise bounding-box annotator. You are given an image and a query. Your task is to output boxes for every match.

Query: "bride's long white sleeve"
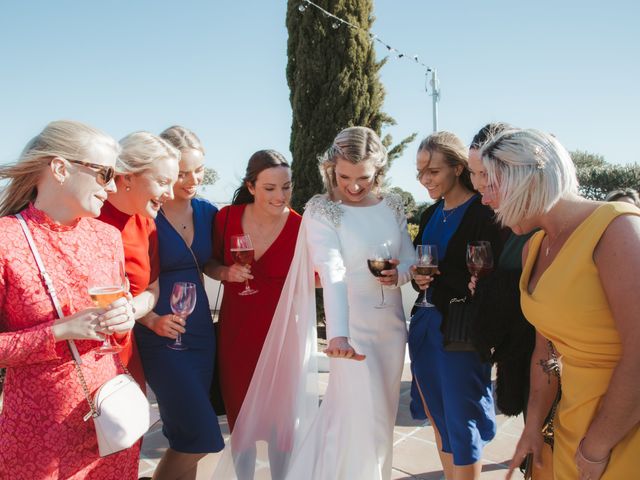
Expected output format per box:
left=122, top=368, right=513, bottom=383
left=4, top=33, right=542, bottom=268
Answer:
left=304, top=207, right=349, bottom=341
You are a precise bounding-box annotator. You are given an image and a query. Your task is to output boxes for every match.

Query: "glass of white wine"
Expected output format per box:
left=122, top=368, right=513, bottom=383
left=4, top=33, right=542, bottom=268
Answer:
left=88, top=260, right=127, bottom=354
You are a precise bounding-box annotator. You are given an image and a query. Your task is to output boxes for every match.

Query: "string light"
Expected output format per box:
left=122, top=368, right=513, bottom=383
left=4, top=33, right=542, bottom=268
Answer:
left=297, top=0, right=433, bottom=73
left=297, top=0, right=441, bottom=131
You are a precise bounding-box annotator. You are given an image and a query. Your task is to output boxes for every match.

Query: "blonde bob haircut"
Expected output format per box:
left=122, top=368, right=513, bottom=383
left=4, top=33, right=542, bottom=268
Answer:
left=0, top=120, right=119, bottom=217
left=159, top=125, right=205, bottom=155
left=319, top=126, right=387, bottom=197
left=481, top=128, right=578, bottom=228
left=117, top=131, right=180, bottom=175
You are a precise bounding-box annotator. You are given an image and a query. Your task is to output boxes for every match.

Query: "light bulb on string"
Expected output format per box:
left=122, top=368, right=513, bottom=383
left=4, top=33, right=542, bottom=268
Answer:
left=332, top=21, right=340, bottom=29
left=298, top=3, right=307, bottom=12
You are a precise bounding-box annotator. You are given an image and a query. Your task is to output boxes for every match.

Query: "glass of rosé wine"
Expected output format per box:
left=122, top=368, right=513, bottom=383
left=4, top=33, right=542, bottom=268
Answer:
left=230, top=233, right=258, bottom=296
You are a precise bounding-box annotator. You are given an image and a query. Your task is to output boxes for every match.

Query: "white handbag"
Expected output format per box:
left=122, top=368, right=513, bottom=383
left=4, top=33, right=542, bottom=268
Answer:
left=17, top=213, right=151, bottom=457
left=84, top=373, right=152, bottom=457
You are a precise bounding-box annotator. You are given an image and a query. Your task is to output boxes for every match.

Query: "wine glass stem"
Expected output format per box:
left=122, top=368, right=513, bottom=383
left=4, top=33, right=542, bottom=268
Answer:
left=175, top=333, right=182, bottom=346
left=380, top=284, right=385, bottom=305
left=244, top=280, right=251, bottom=292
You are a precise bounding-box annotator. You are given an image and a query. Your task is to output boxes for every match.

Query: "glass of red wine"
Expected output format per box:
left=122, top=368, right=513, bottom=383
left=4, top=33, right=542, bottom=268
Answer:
left=466, top=241, right=494, bottom=281
left=367, top=243, right=393, bottom=309
left=230, top=233, right=258, bottom=296
left=168, top=281, right=196, bottom=351
left=413, top=244, right=438, bottom=308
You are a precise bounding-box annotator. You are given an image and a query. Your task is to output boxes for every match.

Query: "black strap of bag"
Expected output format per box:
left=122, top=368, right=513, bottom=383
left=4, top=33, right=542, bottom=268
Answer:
left=209, top=207, right=230, bottom=415
left=442, top=296, right=478, bottom=352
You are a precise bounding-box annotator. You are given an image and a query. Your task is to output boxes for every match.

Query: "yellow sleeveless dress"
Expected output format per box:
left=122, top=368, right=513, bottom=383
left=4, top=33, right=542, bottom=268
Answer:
left=520, top=202, right=640, bottom=479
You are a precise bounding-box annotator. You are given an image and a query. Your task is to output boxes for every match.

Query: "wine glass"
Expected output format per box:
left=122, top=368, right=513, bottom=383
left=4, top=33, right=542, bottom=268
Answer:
left=168, top=282, right=197, bottom=351
left=230, top=234, right=258, bottom=296
left=88, top=260, right=127, bottom=354
left=466, top=241, right=494, bottom=280
left=413, top=244, right=438, bottom=308
left=367, top=243, right=393, bottom=309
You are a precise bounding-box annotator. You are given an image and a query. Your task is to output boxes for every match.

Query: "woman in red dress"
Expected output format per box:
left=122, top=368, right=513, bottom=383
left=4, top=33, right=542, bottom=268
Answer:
left=98, top=131, right=180, bottom=389
left=209, top=150, right=301, bottom=477
left=0, top=120, right=138, bottom=478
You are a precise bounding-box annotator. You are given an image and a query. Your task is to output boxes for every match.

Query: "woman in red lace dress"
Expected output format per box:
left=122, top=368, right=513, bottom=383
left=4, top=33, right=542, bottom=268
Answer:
left=0, top=120, right=138, bottom=479
left=97, top=132, right=180, bottom=389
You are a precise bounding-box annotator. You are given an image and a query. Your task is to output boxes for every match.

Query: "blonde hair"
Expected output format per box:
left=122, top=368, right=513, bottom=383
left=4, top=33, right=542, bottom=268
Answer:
left=117, top=131, right=180, bottom=174
left=159, top=125, right=205, bottom=155
left=0, top=120, right=119, bottom=217
left=481, top=128, right=578, bottom=227
left=418, top=131, right=475, bottom=192
left=319, top=126, right=387, bottom=196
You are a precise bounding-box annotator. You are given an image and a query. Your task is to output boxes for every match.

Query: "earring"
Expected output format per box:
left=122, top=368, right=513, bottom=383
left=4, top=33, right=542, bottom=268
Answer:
left=125, top=186, right=131, bottom=192
left=59, top=178, right=65, bottom=186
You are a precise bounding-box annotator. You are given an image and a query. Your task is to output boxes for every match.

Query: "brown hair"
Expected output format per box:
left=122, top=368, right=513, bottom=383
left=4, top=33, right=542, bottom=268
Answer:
left=232, top=150, right=290, bottom=205
left=418, top=131, right=475, bottom=192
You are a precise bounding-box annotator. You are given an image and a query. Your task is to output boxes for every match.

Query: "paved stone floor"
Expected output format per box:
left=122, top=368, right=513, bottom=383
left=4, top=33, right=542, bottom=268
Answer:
left=139, top=356, right=524, bottom=479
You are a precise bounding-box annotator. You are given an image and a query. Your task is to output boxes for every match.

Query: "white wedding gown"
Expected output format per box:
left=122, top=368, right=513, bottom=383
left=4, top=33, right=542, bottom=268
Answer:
left=211, top=193, right=414, bottom=480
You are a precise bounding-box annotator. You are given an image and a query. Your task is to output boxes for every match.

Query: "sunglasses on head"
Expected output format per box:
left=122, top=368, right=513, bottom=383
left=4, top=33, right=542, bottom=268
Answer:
left=65, top=159, right=115, bottom=186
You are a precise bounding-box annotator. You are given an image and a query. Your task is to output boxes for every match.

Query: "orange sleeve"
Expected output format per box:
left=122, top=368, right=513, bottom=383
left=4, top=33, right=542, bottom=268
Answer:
left=148, top=220, right=160, bottom=283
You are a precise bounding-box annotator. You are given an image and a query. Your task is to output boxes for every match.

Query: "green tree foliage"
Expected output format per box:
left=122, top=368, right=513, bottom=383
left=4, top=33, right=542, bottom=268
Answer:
left=388, top=186, right=416, bottom=218
left=577, top=164, right=640, bottom=200
left=202, top=167, right=219, bottom=186
left=569, top=150, right=640, bottom=200
left=570, top=149, right=606, bottom=170
left=286, top=0, right=415, bottom=212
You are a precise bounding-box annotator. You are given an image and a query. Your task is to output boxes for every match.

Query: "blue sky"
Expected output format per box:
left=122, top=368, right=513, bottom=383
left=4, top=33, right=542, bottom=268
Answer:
left=1, top=1, right=638, bottom=204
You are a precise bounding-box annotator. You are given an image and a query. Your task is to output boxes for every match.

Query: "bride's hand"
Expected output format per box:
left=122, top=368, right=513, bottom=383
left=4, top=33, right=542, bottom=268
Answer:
left=379, top=259, right=399, bottom=286
left=323, top=336, right=366, bottom=361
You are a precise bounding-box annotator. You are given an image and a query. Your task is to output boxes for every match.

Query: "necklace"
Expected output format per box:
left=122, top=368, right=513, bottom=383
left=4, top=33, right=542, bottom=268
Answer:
left=441, top=205, right=459, bottom=223
left=544, top=220, right=570, bottom=257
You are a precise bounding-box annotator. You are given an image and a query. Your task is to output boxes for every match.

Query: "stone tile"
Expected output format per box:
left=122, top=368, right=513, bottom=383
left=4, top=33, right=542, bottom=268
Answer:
left=137, top=459, right=156, bottom=477
left=393, top=435, right=444, bottom=477
left=140, top=428, right=169, bottom=461
left=481, top=460, right=524, bottom=479
left=482, top=430, right=520, bottom=465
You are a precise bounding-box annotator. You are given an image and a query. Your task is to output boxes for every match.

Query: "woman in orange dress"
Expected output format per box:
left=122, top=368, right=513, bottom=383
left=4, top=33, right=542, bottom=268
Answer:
left=98, top=132, right=179, bottom=389
left=480, top=129, right=640, bottom=480
left=0, top=120, right=138, bottom=478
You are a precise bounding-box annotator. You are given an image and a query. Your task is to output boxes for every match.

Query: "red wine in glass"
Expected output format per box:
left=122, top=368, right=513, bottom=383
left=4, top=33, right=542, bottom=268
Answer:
left=466, top=241, right=494, bottom=283
left=230, top=234, right=258, bottom=296
left=367, top=259, right=393, bottom=277
left=367, top=243, right=393, bottom=309
left=414, top=244, right=438, bottom=308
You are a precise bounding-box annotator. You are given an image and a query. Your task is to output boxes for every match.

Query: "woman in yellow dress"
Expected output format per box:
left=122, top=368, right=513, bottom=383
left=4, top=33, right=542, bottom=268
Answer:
left=479, top=128, right=640, bottom=480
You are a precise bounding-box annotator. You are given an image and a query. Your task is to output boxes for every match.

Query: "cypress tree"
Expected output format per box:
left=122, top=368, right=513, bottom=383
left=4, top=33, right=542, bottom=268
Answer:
left=286, top=0, right=415, bottom=212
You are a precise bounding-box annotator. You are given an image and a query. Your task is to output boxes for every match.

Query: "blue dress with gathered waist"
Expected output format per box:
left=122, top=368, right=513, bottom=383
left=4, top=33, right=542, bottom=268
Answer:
left=408, top=196, right=496, bottom=466
left=134, top=197, right=224, bottom=453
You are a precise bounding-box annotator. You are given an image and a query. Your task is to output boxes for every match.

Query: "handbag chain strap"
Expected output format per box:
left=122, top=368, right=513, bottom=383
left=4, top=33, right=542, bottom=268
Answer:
left=15, top=213, right=127, bottom=420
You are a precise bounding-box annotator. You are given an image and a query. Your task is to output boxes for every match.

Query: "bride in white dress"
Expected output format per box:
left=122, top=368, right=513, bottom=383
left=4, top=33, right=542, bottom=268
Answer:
left=212, top=126, right=414, bottom=480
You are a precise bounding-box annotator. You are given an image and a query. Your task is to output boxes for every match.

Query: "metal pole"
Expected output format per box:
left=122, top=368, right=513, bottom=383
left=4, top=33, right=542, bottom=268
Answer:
left=431, top=69, right=440, bottom=132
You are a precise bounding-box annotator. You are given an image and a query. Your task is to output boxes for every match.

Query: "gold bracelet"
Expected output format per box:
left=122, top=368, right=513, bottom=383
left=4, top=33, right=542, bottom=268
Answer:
left=578, top=438, right=610, bottom=464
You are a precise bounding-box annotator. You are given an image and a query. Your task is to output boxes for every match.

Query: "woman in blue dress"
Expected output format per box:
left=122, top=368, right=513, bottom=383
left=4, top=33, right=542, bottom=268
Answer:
left=135, top=126, right=224, bottom=479
left=409, top=131, right=503, bottom=480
